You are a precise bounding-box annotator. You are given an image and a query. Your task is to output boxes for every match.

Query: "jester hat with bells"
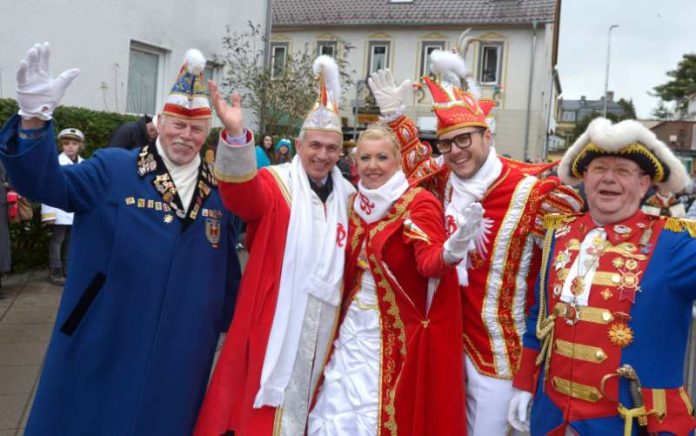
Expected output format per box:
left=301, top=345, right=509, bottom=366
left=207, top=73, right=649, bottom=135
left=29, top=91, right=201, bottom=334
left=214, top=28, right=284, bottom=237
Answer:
left=301, top=55, right=343, bottom=135
left=423, top=49, right=496, bottom=137
left=559, top=117, right=691, bottom=193
left=161, top=49, right=212, bottom=120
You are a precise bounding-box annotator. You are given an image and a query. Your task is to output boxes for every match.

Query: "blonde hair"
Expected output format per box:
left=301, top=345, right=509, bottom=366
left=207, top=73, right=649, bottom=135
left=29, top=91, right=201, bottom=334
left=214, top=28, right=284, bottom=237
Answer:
left=356, top=123, right=401, bottom=160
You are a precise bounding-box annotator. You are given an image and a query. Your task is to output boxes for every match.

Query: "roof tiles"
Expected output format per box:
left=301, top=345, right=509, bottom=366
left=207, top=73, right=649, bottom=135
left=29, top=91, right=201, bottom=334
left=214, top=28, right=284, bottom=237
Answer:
left=273, top=0, right=556, bottom=27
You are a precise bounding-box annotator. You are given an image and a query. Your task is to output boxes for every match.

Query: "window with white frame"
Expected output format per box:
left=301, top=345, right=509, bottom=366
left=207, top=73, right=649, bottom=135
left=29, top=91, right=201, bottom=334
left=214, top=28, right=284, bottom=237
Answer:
left=368, top=41, right=390, bottom=75
left=561, top=111, right=576, bottom=122
left=203, top=62, right=222, bottom=85
left=420, top=41, right=445, bottom=78
left=317, top=41, right=337, bottom=58
left=127, top=42, right=166, bottom=115
left=478, top=42, right=503, bottom=85
left=270, top=42, right=289, bottom=78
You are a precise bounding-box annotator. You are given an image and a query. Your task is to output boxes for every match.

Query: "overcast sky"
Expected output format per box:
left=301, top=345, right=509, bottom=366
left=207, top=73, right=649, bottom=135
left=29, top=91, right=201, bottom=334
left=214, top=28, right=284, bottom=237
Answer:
left=558, top=0, right=696, bottom=118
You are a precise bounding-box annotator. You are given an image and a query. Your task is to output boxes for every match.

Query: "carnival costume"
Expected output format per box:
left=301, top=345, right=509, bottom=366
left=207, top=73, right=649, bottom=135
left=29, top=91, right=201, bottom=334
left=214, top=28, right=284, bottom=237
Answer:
left=513, top=117, right=696, bottom=435
left=0, top=44, right=242, bottom=435
left=195, top=56, right=355, bottom=436
left=308, top=168, right=466, bottom=435
left=368, top=49, right=582, bottom=434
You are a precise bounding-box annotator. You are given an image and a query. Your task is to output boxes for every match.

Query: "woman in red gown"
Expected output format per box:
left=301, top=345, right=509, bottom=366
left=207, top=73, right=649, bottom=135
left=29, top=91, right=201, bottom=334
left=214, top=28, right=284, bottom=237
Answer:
left=308, top=125, right=471, bottom=436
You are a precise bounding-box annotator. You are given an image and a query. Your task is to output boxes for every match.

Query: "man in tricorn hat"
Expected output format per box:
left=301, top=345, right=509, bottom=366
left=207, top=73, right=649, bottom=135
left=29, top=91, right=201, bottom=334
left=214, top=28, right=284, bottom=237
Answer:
left=194, top=55, right=356, bottom=436
left=0, top=42, right=242, bottom=435
left=508, top=117, right=696, bottom=435
left=368, top=49, right=583, bottom=434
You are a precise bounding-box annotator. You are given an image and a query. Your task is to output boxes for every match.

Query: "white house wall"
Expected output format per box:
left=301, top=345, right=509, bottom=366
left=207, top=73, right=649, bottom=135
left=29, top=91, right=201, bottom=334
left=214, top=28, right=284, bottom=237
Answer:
left=1, top=1, right=267, bottom=127
left=274, top=24, right=554, bottom=160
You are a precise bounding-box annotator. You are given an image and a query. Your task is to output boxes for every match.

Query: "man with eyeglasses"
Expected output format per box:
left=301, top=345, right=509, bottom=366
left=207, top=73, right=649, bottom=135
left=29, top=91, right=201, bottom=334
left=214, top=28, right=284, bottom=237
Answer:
left=368, top=49, right=583, bottom=435
left=508, top=117, right=696, bottom=435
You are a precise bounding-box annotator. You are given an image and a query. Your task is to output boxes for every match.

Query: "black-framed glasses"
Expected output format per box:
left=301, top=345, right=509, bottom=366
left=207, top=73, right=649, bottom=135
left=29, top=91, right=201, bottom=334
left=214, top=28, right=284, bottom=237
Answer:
left=436, top=129, right=484, bottom=153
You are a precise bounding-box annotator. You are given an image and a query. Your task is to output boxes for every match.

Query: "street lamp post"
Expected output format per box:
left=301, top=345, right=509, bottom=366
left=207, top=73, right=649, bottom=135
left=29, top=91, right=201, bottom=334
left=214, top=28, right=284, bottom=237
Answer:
left=603, top=24, right=619, bottom=117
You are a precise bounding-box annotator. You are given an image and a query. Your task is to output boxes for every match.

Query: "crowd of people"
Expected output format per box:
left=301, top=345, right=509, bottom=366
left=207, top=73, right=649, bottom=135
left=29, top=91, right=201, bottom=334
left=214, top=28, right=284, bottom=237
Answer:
left=1, top=40, right=696, bottom=436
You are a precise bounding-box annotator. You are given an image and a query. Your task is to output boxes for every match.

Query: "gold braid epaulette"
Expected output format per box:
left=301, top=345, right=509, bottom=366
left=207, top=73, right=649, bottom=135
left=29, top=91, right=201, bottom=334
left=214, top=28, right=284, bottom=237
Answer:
left=664, top=217, right=696, bottom=237
left=543, top=213, right=576, bottom=230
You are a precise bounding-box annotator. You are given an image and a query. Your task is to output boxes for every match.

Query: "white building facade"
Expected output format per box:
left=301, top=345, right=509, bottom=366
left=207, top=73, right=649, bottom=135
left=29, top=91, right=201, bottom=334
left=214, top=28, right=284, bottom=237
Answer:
left=271, top=0, right=561, bottom=160
left=1, top=1, right=269, bottom=126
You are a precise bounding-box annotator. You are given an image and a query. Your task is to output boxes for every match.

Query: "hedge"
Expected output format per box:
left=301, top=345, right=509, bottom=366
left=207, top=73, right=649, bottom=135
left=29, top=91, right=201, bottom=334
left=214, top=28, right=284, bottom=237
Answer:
left=1, top=98, right=221, bottom=272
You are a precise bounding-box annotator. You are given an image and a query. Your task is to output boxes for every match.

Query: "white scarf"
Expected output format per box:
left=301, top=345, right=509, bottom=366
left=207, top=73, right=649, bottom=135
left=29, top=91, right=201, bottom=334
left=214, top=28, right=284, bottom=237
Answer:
left=355, top=170, right=409, bottom=224
left=445, top=147, right=502, bottom=285
left=254, top=155, right=349, bottom=407
left=156, top=139, right=200, bottom=211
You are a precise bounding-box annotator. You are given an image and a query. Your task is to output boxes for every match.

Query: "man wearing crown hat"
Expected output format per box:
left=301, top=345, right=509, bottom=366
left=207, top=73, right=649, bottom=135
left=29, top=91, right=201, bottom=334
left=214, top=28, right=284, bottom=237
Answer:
left=0, top=43, right=242, bottom=435
left=194, top=55, right=355, bottom=436
left=508, top=117, right=696, bottom=435
left=368, top=49, right=583, bottom=435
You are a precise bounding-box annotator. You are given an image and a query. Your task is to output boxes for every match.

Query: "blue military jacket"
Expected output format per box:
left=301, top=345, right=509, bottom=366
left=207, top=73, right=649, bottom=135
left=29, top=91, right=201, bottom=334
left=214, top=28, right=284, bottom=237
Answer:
left=0, top=115, right=241, bottom=435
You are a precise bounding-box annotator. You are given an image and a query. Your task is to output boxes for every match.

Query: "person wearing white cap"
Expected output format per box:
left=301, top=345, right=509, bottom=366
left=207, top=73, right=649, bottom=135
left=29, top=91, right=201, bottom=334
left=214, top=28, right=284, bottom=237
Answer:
left=508, top=117, right=696, bottom=435
left=0, top=42, right=242, bottom=435
left=195, top=55, right=356, bottom=436
left=41, top=127, right=84, bottom=285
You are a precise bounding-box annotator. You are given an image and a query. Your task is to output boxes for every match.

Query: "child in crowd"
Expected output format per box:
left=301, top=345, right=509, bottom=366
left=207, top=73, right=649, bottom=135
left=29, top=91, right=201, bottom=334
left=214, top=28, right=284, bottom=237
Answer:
left=41, top=128, right=84, bottom=285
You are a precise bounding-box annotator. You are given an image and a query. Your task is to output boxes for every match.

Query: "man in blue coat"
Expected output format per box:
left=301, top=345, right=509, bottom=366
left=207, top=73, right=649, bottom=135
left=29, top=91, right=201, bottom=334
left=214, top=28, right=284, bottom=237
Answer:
left=508, top=117, right=696, bottom=435
left=0, top=42, right=242, bottom=435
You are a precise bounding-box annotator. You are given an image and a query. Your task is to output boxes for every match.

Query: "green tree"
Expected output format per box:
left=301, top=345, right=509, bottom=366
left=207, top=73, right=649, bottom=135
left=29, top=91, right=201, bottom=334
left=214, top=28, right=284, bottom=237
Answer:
left=651, top=53, right=696, bottom=117
left=216, top=22, right=354, bottom=138
left=616, top=98, right=637, bottom=119
left=651, top=100, right=673, bottom=120
left=573, top=111, right=620, bottom=140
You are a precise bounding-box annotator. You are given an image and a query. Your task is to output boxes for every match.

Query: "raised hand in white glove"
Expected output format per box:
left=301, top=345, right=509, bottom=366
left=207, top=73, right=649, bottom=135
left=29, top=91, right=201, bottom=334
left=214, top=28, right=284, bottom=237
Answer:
left=367, top=69, right=412, bottom=116
left=443, top=202, right=485, bottom=264
left=16, top=42, right=80, bottom=121
left=507, top=389, right=533, bottom=433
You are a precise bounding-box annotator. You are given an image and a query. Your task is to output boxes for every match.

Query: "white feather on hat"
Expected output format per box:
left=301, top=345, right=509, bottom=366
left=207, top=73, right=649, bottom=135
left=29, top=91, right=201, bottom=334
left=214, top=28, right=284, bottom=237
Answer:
left=302, top=55, right=342, bottom=135
left=558, top=117, right=691, bottom=193
left=312, top=55, right=340, bottom=109
left=429, top=49, right=480, bottom=98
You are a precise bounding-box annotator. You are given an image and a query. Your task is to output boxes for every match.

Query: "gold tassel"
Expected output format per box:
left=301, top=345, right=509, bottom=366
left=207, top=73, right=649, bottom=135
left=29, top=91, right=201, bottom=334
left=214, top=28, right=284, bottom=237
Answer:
left=544, top=213, right=566, bottom=230
left=682, top=219, right=696, bottom=237
left=664, top=217, right=696, bottom=237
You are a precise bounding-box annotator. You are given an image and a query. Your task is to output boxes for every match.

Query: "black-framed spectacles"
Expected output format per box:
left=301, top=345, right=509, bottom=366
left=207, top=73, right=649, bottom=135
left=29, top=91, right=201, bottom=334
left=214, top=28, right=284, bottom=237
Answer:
left=436, top=129, right=484, bottom=153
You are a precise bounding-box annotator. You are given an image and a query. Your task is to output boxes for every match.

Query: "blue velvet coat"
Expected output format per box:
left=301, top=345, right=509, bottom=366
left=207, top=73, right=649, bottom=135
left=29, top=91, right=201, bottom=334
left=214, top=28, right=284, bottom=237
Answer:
left=516, top=212, right=696, bottom=435
left=0, top=115, right=241, bottom=435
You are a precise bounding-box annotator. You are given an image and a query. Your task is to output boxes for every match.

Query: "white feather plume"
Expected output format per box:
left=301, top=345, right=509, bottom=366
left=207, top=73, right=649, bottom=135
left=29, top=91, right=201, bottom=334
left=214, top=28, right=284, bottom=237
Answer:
left=429, top=49, right=480, bottom=98
left=313, top=55, right=341, bottom=105
left=184, top=49, right=206, bottom=75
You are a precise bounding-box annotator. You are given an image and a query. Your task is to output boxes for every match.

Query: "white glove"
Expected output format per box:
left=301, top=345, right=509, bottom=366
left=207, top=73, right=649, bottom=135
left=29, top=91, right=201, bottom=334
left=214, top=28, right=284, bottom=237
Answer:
left=367, top=69, right=412, bottom=116
left=507, top=389, right=533, bottom=433
left=16, top=42, right=80, bottom=121
left=443, top=203, right=485, bottom=264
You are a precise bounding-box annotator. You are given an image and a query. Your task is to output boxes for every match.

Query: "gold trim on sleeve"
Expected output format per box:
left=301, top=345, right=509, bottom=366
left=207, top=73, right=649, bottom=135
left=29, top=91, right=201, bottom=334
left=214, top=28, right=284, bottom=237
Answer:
left=651, top=389, right=666, bottom=421
left=214, top=167, right=257, bottom=184
left=680, top=387, right=694, bottom=415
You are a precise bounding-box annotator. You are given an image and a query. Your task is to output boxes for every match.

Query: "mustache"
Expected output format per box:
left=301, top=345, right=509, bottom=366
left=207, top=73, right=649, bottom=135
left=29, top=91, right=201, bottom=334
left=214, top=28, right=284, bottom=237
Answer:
left=172, top=140, right=193, bottom=149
